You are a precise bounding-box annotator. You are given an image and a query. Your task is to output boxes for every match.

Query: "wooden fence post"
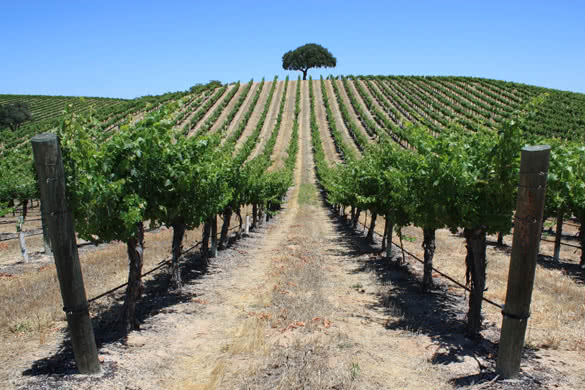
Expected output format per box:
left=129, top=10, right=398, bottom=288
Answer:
left=496, top=145, right=550, bottom=379
left=31, top=133, right=101, bottom=375
left=40, top=200, right=53, bottom=256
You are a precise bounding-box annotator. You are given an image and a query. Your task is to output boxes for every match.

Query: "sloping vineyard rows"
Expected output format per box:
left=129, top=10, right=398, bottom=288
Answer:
left=309, top=77, right=585, bottom=339
left=49, top=76, right=301, bottom=332
left=0, top=94, right=125, bottom=123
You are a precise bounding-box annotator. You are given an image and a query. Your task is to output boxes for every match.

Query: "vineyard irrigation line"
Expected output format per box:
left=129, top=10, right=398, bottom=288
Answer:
left=87, top=225, right=241, bottom=304
left=355, top=218, right=503, bottom=310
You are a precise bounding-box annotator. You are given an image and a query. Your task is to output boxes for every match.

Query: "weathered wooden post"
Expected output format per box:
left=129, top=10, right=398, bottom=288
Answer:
left=496, top=145, right=550, bottom=379
left=31, top=133, right=101, bottom=375
left=40, top=200, right=53, bottom=256
left=245, top=215, right=250, bottom=234
left=17, top=216, right=29, bottom=262
left=553, top=208, right=563, bottom=261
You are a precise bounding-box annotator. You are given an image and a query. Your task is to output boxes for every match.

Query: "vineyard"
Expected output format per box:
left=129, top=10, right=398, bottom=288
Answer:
left=1, top=76, right=585, bottom=389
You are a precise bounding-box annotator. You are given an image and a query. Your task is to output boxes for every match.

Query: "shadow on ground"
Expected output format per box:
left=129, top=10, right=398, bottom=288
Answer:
left=21, top=231, right=246, bottom=378
left=537, top=254, right=585, bottom=285
left=316, top=189, right=544, bottom=388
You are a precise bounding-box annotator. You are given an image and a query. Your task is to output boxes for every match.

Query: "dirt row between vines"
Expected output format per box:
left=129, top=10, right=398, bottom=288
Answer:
left=233, top=81, right=272, bottom=153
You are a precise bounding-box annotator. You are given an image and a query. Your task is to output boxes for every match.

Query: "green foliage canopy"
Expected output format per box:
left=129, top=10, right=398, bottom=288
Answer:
left=282, top=43, right=336, bottom=80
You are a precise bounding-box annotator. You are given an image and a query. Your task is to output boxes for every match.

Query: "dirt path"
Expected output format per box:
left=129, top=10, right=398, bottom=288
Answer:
left=312, top=79, right=342, bottom=165
left=268, top=80, right=296, bottom=171
left=247, top=80, right=284, bottom=161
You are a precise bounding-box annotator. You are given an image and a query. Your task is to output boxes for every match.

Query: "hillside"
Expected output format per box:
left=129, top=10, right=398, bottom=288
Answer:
left=1, top=76, right=584, bottom=389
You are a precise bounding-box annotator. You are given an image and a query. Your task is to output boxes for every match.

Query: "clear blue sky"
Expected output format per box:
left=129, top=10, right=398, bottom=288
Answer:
left=2, top=1, right=584, bottom=98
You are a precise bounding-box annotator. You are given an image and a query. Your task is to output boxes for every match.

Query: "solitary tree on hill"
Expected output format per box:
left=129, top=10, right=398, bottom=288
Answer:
left=0, top=103, right=33, bottom=131
left=282, top=43, right=337, bottom=80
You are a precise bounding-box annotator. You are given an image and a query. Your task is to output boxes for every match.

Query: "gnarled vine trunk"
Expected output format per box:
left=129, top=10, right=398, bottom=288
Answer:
left=210, top=215, right=218, bottom=258
left=422, top=228, right=436, bottom=292
left=236, top=208, right=243, bottom=236
left=219, top=207, right=232, bottom=249
left=122, top=222, right=145, bottom=333
left=21, top=199, right=28, bottom=221
left=201, top=219, right=211, bottom=264
left=170, top=221, right=186, bottom=290
left=464, top=227, right=487, bottom=337
left=352, top=208, right=361, bottom=229
left=252, top=204, right=258, bottom=230
left=367, top=212, right=377, bottom=243
left=385, top=214, right=393, bottom=259
left=381, top=215, right=388, bottom=251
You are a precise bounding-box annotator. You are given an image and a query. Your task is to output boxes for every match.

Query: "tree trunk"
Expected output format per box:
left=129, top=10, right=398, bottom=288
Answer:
left=367, top=212, right=377, bottom=243
left=553, top=207, right=563, bottom=262
left=385, top=214, right=393, bottom=259
left=464, top=227, right=487, bottom=337
left=170, top=222, right=186, bottom=290
left=210, top=215, right=218, bottom=258
left=9, top=199, right=15, bottom=216
left=422, top=228, right=436, bottom=292
left=497, top=232, right=504, bottom=247
left=201, top=219, right=211, bottom=264
left=219, top=207, right=232, bottom=249
left=352, top=208, right=361, bottom=229
left=236, top=208, right=243, bottom=236
left=302, top=69, right=308, bottom=80
left=122, top=222, right=145, bottom=333
left=252, top=204, right=258, bottom=230
left=381, top=215, right=388, bottom=251
left=350, top=206, right=355, bottom=225
left=21, top=199, right=28, bottom=220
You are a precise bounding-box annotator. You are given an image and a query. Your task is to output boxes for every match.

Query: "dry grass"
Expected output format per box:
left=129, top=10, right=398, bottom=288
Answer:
left=0, top=213, right=243, bottom=355
left=359, top=212, right=585, bottom=352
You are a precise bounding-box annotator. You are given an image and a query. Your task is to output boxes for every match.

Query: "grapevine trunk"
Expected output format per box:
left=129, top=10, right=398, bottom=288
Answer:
left=170, top=222, right=186, bottom=290
left=464, top=227, right=487, bottom=337
left=367, top=212, right=377, bottom=243
left=122, top=222, right=145, bottom=333
left=422, top=228, right=436, bottom=292
left=201, top=219, right=211, bottom=264
left=219, top=207, right=232, bottom=249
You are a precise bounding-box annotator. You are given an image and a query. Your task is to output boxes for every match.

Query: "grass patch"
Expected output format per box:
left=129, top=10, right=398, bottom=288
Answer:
left=298, top=183, right=317, bottom=205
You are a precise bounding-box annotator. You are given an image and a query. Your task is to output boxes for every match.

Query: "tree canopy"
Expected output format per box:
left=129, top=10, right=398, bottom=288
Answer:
left=0, top=102, right=33, bottom=131
left=282, top=43, right=336, bottom=80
